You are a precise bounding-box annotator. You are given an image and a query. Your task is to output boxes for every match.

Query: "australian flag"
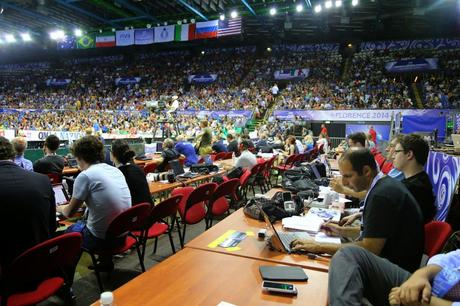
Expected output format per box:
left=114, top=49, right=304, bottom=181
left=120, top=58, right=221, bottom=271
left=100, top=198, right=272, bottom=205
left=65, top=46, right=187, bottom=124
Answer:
left=217, top=17, right=242, bottom=37
left=57, top=35, right=76, bottom=50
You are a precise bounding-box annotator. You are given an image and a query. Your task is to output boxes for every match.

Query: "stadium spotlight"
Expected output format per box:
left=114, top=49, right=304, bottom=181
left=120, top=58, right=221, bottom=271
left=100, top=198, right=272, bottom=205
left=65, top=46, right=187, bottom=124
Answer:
left=347, top=43, right=352, bottom=47
left=335, top=0, right=342, bottom=7
left=201, top=50, right=205, bottom=55
left=146, top=24, right=151, bottom=28
left=269, top=7, right=277, bottom=16
left=177, top=20, right=182, bottom=25
left=191, top=18, right=196, bottom=23
left=266, top=47, right=272, bottom=52
left=352, top=0, right=358, bottom=6
left=325, top=1, right=332, bottom=9
left=74, top=28, right=83, bottom=37
left=296, top=4, right=304, bottom=12
left=49, top=30, right=65, bottom=40
left=183, top=19, right=187, bottom=23
left=5, top=34, right=16, bottom=43
left=314, top=4, right=322, bottom=13
left=220, top=14, right=225, bottom=21
left=21, top=33, right=32, bottom=42
left=230, top=10, right=238, bottom=18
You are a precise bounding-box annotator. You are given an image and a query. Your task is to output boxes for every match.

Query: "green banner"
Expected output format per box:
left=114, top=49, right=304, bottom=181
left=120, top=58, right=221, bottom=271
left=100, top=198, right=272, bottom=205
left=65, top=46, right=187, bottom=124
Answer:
left=76, top=34, right=95, bottom=49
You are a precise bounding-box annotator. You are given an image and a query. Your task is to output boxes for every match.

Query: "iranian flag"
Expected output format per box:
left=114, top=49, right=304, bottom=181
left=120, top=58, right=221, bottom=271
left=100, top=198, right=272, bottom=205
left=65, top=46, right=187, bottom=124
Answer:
left=96, top=33, right=116, bottom=48
left=175, top=24, right=196, bottom=41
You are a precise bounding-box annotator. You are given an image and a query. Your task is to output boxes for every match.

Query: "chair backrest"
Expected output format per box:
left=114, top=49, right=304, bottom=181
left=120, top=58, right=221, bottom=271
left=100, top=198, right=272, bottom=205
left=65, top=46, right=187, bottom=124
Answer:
left=107, top=203, right=151, bottom=238
left=214, top=152, right=227, bottom=161
left=144, top=162, right=158, bottom=175
left=210, top=178, right=240, bottom=204
left=284, top=154, right=298, bottom=166
left=47, top=172, right=62, bottom=184
left=425, top=221, right=453, bottom=258
left=223, top=152, right=233, bottom=160
left=239, top=169, right=251, bottom=187
left=250, top=163, right=263, bottom=176
left=4, top=232, right=82, bottom=289
left=150, top=195, right=182, bottom=224
left=185, top=183, right=217, bottom=211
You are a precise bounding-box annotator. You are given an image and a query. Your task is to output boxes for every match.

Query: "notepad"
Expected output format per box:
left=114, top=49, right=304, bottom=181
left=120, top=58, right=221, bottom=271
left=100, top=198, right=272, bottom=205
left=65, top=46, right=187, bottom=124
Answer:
left=282, top=214, right=324, bottom=233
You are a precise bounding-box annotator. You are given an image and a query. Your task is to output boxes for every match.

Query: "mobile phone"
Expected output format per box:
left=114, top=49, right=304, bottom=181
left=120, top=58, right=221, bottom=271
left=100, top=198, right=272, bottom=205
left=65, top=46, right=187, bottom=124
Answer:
left=282, top=192, right=292, bottom=202
left=262, top=281, right=298, bottom=295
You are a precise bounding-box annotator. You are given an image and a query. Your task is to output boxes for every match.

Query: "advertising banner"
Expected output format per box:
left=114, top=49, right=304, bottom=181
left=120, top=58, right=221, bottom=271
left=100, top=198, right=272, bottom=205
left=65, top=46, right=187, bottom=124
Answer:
left=385, top=58, right=439, bottom=73
left=187, top=74, right=218, bottom=84
left=115, top=77, right=141, bottom=85
left=0, top=129, right=15, bottom=140
left=346, top=124, right=391, bottom=142
left=21, top=130, right=85, bottom=142
left=46, top=79, right=71, bottom=86
left=274, top=68, right=310, bottom=80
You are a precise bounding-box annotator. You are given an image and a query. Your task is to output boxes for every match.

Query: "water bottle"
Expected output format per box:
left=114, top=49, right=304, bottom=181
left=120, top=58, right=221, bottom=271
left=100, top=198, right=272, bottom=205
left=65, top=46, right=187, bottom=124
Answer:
left=100, top=291, right=114, bottom=306
left=232, top=152, right=236, bottom=164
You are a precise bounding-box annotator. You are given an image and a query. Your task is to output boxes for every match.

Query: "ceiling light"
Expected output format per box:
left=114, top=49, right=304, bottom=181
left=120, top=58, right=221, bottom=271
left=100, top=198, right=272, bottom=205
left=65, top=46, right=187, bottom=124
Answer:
left=230, top=10, right=238, bottom=18
left=5, top=34, right=16, bottom=43
left=112, top=28, right=116, bottom=32
left=191, top=18, right=196, bottom=23
left=146, top=24, right=151, bottom=28
left=49, top=30, right=65, bottom=40
left=163, top=22, right=168, bottom=26
left=177, top=20, right=182, bottom=25
left=352, top=0, right=358, bottom=6
left=21, top=33, right=32, bottom=42
left=266, top=47, right=272, bottom=52
left=0, top=7, right=4, bottom=14
left=269, top=7, right=277, bottom=15
left=335, top=0, right=342, bottom=7
left=219, top=14, right=225, bottom=21
left=314, top=4, right=322, bottom=13
left=325, top=1, right=332, bottom=9
left=183, top=19, right=187, bottom=23
left=296, top=4, right=303, bottom=12
left=347, top=43, right=352, bottom=47
left=74, top=28, right=83, bottom=37
left=201, top=50, right=205, bottom=55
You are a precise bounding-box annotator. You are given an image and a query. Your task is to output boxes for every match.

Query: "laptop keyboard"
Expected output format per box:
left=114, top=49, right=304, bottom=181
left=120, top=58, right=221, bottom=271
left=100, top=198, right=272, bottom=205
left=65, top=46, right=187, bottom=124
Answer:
left=278, top=232, right=310, bottom=251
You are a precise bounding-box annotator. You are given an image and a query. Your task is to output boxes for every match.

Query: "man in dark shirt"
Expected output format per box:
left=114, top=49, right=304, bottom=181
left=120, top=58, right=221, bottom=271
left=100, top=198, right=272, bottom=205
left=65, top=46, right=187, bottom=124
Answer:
left=0, top=137, right=56, bottom=269
left=393, top=134, right=436, bottom=223
left=154, top=138, right=181, bottom=172
left=226, top=134, right=239, bottom=155
left=174, top=135, right=199, bottom=167
left=33, top=134, right=65, bottom=175
left=212, top=137, right=228, bottom=153
left=291, top=148, right=424, bottom=273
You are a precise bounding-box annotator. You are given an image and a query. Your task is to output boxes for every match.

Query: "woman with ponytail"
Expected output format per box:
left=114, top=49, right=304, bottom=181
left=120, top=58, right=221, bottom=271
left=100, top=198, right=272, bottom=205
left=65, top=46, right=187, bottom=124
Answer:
left=111, top=139, right=153, bottom=205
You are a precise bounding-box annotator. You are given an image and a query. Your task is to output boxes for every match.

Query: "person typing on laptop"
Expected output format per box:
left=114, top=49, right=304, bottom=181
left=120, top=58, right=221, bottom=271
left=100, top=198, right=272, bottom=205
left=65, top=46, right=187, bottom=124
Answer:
left=291, top=148, right=424, bottom=273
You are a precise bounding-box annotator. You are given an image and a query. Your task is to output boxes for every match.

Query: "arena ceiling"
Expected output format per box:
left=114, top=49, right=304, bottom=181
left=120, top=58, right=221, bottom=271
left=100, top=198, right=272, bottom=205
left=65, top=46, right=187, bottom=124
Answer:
left=0, top=0, right=458, bottom=42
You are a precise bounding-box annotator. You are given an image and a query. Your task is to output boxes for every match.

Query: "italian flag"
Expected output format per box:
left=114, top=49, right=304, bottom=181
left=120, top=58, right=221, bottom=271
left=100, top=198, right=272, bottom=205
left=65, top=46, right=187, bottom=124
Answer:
left=175, top=24, right=196, bottom=41
left=96, top=33, right=116, bottom=48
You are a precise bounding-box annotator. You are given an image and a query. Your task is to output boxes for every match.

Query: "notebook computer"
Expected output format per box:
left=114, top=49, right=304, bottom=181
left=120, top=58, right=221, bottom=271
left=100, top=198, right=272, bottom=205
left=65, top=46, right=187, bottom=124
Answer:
left=452, top=134, right=460, bottom=153
left=168, top=160, right=197, bottom=179
left=53, top=184, right=70, bottom=206
left=257, top=204, right=310, bottom=254
left=68, top=158, right=78, bottom=168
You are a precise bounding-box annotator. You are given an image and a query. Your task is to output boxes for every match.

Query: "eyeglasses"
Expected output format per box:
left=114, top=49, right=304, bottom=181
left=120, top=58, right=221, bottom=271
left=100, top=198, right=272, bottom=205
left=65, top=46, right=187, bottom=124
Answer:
left=394, top=149, right=405, bottom=153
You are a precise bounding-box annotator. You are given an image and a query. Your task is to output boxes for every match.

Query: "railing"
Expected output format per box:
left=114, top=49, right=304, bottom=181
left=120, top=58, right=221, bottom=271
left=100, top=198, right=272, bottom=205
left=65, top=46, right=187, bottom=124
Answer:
left=313, top=136, right=346, bottom=149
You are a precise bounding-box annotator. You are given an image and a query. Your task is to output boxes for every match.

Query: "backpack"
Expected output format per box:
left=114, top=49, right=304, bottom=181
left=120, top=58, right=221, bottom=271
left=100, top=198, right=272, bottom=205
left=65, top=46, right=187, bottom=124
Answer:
left=243, top=192, right=303, bottom=222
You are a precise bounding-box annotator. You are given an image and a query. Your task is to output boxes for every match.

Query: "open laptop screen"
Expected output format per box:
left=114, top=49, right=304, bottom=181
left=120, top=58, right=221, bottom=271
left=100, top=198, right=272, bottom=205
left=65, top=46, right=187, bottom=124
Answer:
left=53, top=185, right=70, bottom=206
left=168, top=159, right=185, bottom=176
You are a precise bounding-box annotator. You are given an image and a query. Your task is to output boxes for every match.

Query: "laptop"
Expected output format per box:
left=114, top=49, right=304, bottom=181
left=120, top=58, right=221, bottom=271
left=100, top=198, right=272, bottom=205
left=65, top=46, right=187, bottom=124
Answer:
left=53, top=184, right=70, bottom=206
left=257, top=204, right=310, bottom=254
left=452, top=134, right=460, bottom=153
left=68, top=158, right=78, bottom=168
left=168, top=160, right=197, bottom=179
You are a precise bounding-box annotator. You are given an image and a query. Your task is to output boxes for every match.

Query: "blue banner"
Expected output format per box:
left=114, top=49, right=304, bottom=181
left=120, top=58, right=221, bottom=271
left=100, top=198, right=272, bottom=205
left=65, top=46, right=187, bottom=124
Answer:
left=134, top=29, right=154, bottom=45
left=454, top=113, right=460, bottom=133
left=361, top=38, right=460, bottom=51
left=176, top=110, right=253, bottom=120
left=346, top=124, right=391, bottom=141
left=402, top=115, right=446, bottom=140
left=187, top=74, right=218, bottom=84
left=273, top=43, right=339, bottom=53
left=46, top=79, right=71, bottom=86
left=385, top=58, right=439, bottom=73
left=425, top=151, right=460, bottom=221
left=115, top=77, right=141, bottom=85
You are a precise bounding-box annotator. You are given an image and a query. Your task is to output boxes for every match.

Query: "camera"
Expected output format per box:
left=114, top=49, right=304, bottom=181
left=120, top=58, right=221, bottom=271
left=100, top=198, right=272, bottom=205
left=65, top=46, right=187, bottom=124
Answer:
left=147, top=172, right=169, bottom=182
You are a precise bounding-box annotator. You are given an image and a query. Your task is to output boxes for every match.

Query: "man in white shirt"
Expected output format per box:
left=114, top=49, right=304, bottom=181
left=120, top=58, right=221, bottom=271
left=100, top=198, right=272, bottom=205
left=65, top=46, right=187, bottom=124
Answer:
left=271, top=83, right=279, bottom=96
left=235, top=140, right=257, bottom=170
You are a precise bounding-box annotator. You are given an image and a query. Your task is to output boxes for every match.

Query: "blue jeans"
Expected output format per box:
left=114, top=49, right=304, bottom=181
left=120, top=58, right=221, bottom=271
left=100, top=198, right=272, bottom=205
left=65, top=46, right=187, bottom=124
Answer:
left=66, top=221, right=124, bottom=251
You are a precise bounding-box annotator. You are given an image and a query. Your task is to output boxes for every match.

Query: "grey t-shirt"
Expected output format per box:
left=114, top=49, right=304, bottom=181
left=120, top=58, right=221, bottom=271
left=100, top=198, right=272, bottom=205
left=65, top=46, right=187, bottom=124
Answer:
left=235, top=150, right=257, bottom=170
left=73, top=163, right=132, bottom=239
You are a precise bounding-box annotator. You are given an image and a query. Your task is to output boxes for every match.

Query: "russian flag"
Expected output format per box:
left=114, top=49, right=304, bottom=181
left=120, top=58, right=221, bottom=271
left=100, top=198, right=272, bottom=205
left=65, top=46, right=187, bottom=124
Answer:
left=195, top=20, right=218, bottom=39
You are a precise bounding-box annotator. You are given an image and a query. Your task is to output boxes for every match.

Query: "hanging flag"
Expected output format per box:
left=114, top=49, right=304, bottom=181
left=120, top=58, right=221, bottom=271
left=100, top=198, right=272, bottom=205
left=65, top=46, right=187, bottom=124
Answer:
left=116, top=29, right=134, bottom=46
left=134, top=28, right=154, bottom=45
left=174, top=23, right=196, bottom=41
left=195, top=20, right=218, bottom=39
left=218, top=17, right=242, bottom=37
left=154, top=25, right=175, bottom=43
left=76, top=34, right=95, bottom=49
left=57, top=35, right=76, bottom=49
left=96, top=32, right=116, bottom=48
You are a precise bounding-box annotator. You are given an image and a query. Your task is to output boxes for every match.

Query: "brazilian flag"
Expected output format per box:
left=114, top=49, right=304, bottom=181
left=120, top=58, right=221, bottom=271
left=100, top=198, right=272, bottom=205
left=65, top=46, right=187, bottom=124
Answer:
left=76, top=34, right=95, bottom=49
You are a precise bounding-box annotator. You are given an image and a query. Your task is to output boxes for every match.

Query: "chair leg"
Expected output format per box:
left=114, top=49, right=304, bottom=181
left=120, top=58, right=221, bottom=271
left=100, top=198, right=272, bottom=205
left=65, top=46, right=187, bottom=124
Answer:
left=153, top=237, right=158, bottom=254
left=135, top=243, right=146, bottom=272
left=167, top=231, right=176, bottom=254
left=88, top=252, right=104, bottom=292
left=180, top=223, right=187, bottom=248
left=175, top=218, right=183, bottom=249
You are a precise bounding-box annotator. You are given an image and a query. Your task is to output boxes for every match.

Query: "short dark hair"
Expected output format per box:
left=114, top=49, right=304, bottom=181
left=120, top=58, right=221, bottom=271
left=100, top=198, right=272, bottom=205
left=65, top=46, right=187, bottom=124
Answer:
left=111, top=139, right=135, bottom=165
left=45, top=135, right=60, bottom=152
left=240, top=140, right=250, bottom=150
left=339, top=148, right=377, bottom=175
left=400, top=134, right=429, bottom=166
left=0, top=137, right=15, bottom=160
left=348, top=132, right=367, bottom=147
left=71, top=136, right=104, bottom=164
left=227, top=134, right=234, bottom=140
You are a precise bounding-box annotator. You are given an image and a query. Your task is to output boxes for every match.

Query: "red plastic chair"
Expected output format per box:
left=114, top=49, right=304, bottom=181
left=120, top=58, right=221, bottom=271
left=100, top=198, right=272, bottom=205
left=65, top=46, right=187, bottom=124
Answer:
left=212, top=152, right=227, bottom=161
left=206, top=179, right=240, bottom=229
left=46, top=173, right=62, bottom=184
left=424, top=221, right=452, bottom=258
left=223, top=152, right=233, bottom=160
left=274, top=154, right=298, bottom=185
left=83, top=203, right=151, bottom=292
left=133, top=196, right=183, bottom=259
left=238, top=169, right=251, bottom=201
left=0, top=233, right=82, bottom=306
left=143, top=162, right=158, bottom=175
left=171, top=183, right=217, bottom=247
left=264, top=155, right=278, bottom=189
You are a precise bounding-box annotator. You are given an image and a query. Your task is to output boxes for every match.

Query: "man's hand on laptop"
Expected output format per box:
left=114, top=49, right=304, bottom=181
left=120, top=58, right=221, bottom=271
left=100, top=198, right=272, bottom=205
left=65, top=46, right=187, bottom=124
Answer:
left=290, top=239, right=320, bottom=253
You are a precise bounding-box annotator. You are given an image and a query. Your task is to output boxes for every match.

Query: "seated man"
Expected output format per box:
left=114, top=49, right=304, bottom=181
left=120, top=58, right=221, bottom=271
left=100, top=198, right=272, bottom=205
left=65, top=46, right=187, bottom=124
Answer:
left=235, top=140, right=257, bottom=170
left=174, top=135, right=199, bottom=167
left=58, top=136, right=131, bottom=267
left=11, top=136, right=33, bottom=171
left=154, top=138, right=181, bottom=172
left=211, top=136, right=228, bottom=153
left=393, top=134, right=436, bottom=223
left=292, top=148, right=424, bottom=273
left=226, top=134, right=239, bottom=155
left=329, top=246, right=460, bottom=306
left=385, top=135, right=405, bottom=181
left=33, top=134, right=65, bottom=175
left=347, top=132, right=367, bottom=148
left=0, top=137, right=56, bottom=269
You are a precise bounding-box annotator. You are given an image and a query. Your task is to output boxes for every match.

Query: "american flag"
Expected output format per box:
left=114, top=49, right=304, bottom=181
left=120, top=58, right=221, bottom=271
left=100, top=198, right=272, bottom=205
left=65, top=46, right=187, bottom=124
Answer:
left=218, top=17, right=242, bottom=37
